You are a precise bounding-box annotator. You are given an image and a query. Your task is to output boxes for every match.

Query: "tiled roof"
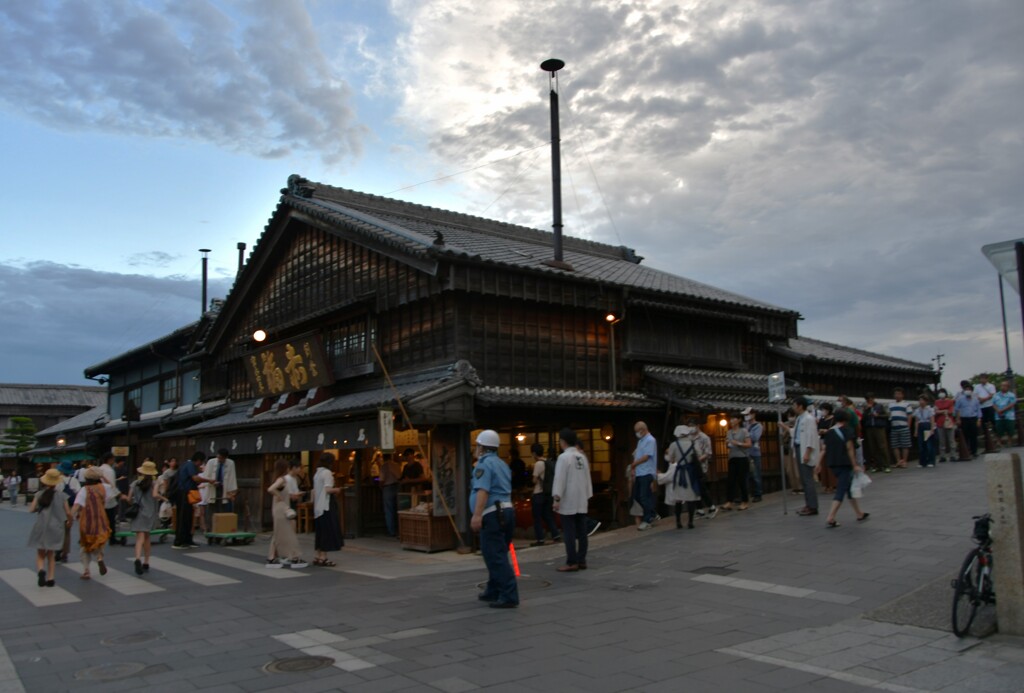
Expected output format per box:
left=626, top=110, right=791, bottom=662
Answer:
left=84, top=321, right=199, bottom=376
left=35, top=405, right=108, bottom=436
left=669, top=394, right=797, bottom=415
left=771, top=337, right=933, bottom=373
left=283, top=180, right=796, bottom=316
left=644, top=366, right=812, bottom=394
left=0, top=384, right=106, bottom=408
left=476, top=386, right=661, bottom=410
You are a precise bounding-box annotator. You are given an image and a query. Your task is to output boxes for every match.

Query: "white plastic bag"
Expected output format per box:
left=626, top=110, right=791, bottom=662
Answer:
left=850, top=471, right=872, bottom=499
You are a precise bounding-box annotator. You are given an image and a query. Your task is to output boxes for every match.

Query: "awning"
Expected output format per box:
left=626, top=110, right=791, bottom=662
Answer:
left=195, top=420, right=377, bottom=457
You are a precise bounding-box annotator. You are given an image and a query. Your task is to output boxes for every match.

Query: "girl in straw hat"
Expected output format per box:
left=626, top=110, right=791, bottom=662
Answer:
left=71, top=467, right=111, bottom=579
left=27, top=468, right=72, bottom=587
left=124, top=460, right=166, bottom=575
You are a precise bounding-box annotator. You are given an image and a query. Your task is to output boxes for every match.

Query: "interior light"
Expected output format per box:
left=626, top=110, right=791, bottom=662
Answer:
left=605, top=313, right=617, bottom=322
left=719, top=415, right=728, bottom=427
left=253, top=329, right=267, bottom=343
left=515, top=433, right=526, bottom=443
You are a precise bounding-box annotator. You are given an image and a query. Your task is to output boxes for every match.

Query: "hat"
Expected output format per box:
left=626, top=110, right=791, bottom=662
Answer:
left=57, top=460, right=74, bottom=475
left=673, top=425, right=693, bottom=438
left=740, top=407, right=753, bottom=416
left=83, top=467, right=103, bottom=482
left=475, top=429, right=500, bottom=449
left=137, top=460, right=159, bottom=476
left=40, top=468, right=63, bottom=487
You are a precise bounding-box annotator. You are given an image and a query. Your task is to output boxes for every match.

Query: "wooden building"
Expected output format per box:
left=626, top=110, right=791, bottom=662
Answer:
left=82, top=174, right=922, bottom=538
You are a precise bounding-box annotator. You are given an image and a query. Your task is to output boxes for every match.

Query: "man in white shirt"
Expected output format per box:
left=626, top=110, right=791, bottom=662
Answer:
left=552, top=428, right=593, bottom=572
left=785, top=397, right=822, bottom=516
left=975, top=374, right=997, bottom=435
left=204, top=448, right=239, bottom=528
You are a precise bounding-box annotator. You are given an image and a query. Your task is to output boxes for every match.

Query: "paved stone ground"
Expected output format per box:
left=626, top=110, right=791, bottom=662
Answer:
left=0, top=453, right=1021, bottom=692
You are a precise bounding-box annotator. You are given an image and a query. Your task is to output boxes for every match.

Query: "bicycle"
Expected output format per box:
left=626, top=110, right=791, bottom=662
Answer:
left=950, top=513, right=996, bottom=637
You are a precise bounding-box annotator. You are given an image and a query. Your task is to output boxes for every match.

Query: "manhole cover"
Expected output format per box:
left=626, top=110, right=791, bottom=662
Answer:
left=75, top=663, right=150, bottom=681
left=102, top=630, right=164, bottom=645
left=263, top=656, right=335, bottom=674
left=691, top=566, right=737, bottom=576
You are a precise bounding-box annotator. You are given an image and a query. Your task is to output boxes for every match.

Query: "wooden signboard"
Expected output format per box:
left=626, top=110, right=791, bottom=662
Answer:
left=244, top=334, right=333, bottom=397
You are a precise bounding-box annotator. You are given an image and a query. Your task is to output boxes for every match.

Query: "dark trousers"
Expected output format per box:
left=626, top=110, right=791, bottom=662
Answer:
left=798, top=463, right=818, bottom=510
left=174, top=497, right=194, bottom=546
left=747, top=454, right=763, bottom=498
left=632, top=474, right=656, bottom=522
left=961, top=418, right=979, bottom=456
left=696, top=467, right=715, bottom=508
left=673, top=501, right=696, bottom=528
left=381, top=484, right=398, bottom=536
left=863, top=428, right=892, bottom=469
left=106, top=506, right=118, bottom=541
left=726, top=457, right=749, bottom=504
left=917, top=424, right=935, bottom=467
left=479, top=509, right=518, bottom=605
left=560, top=513, right=588, bottom=566
left=531, top=493, right=558, bottom=541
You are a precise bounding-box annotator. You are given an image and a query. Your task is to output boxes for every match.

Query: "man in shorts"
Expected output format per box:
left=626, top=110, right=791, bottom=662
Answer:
left=992, top=379, right=1017, bottom=447
left=888, top=388, right=913, bottom=469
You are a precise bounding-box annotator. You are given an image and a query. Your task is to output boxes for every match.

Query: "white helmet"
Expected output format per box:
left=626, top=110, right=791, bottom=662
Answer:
left=475, top=429, right=500, bottom=449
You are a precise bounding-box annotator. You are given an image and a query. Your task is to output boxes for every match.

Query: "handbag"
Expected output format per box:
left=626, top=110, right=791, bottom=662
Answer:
left=124, top=502, right=141, bottom=519
left=285, top=508, right=297, bottom=520
left=187, top=489, right=201, bottom=505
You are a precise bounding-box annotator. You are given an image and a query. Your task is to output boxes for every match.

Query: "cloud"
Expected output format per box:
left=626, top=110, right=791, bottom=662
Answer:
left=126, top=251, right=180, bottom=268
left=391, top=0, right=1024, bottom=384
left=0, top=0, right=367, bottom=165
left=0, top=260, right=231, bottom=384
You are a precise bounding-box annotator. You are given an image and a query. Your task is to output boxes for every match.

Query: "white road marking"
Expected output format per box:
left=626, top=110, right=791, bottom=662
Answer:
left=692, top=573, right=858, bottom=604
left=272, top=632, right=376, bottom=672
left=144, top=556, right=239, bottom=586
left=59, top=562, right=164, bottom=596
left=0, top=569, right=79, bottom=607
left=186, top=552, right=308, bottom=578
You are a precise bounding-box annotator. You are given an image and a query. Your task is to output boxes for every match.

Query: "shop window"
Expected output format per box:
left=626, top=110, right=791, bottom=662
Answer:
left=123, top=386, right=142, bottom=419
left=325, top=315, right=376, bottom=376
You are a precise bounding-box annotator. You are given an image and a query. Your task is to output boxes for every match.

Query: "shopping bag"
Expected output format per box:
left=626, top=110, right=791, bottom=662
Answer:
left=850, top=471, right=872, bottom=499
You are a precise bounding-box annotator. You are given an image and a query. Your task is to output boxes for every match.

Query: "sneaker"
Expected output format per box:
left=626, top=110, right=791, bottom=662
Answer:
left=265, top=558, right=283, bottom=569
left=707, top=506, right=718, bottom=519
left=283, top=559, right=308, bottom=569
left=695, top=509, right=706, bottom=518
left=652, top=514, right=661, bottom=525
left=551, top=535, right=562, bottom=542
left=172, top=544, right=188, bottom=550
left=637, top=522, right=650, bottom=531
left=587, top=521, right=602, bottom=537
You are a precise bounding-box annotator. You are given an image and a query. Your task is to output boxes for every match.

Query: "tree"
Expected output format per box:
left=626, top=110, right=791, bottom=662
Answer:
left=0, top=416, right=37, bottom=458
left=968, top=372, right=1024, bottom=393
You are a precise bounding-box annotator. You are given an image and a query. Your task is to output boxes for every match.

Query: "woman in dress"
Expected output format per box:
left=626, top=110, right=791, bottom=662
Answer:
left=721, top=415, right=752, bottom=511
left=312, top=453, right=343, bottom=566
left=27, top=468, right=71, bottom=587
left=657, top=426, right=701, bottom=529
left=266, top=459, right=307, bottom=569
left=71, top=467, right=111, bottom=579
left=125, top=460, right=165, bottom=575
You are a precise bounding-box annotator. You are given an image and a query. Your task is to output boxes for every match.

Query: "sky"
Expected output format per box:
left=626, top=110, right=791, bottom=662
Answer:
left=1, top=0, right=1022, bottom=390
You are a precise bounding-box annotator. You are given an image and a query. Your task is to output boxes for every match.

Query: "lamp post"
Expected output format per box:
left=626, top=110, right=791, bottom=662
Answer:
left=606, top=313, right=621, bottom=392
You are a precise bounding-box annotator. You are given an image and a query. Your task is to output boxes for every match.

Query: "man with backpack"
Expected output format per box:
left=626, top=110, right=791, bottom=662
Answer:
left=529, top=443, right=560, bottom=546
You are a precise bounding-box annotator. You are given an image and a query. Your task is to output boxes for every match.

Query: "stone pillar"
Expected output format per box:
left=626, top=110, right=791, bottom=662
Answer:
left=987, top=452, right=1024, bottom=635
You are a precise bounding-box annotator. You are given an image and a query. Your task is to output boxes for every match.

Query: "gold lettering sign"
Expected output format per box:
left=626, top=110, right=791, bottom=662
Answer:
left=244, top=334, right=334, bottom=397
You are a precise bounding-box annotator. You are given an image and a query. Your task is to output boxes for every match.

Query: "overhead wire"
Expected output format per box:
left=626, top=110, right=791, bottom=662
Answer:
left=384, top=142, right=550, bottom=196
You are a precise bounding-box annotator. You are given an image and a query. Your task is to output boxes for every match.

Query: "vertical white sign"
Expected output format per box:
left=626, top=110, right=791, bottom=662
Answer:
left=768, top=371, right=787, bottom=402
left=378, top=408, right=395, bottom=452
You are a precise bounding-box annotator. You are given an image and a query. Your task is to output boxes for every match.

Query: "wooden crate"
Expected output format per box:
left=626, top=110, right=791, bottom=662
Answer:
left=398, top=511, right=457, bottom=553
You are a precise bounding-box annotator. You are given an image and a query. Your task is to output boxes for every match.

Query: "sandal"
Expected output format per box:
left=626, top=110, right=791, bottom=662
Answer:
left=98, top=560, right=107, bottom=576
left=80, top=573, right=90, bottom=580
left=857, top=513, right=871, bottom=523
left=320, top=560, right=336, bottom=567
left=826, top=520, right=840, bottom=528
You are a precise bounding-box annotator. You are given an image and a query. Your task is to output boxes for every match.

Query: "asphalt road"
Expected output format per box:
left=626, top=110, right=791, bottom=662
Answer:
left=0, top=456, right=1022, bottom=693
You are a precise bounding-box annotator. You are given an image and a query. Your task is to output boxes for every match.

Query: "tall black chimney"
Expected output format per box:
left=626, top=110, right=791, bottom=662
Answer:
left=236, top=242, right=246, bottom=277
left=199, top=248, right=211, bottom=315
left=540, top=58, right=573, bottom=272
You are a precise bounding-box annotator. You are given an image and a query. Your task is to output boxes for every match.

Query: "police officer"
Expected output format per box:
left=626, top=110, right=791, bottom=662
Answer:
left=471, top=429, right=519, bottom=609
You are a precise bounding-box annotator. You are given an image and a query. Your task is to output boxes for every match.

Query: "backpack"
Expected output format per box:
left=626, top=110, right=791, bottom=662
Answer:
left=541, top=457, right=556, bottom=497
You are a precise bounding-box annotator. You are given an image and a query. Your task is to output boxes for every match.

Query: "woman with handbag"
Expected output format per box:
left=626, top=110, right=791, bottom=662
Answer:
left=312, top=453, right=343, bottom=567
left=266, top=459, right=307, bottom=569
left=124, top=460, right=165, bottom=576
left=819, top=409, right=869, bottom=528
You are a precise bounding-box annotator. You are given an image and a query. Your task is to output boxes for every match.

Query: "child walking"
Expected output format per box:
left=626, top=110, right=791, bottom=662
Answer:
left=125, top=460, right=165, bottom=575
left=71, top=467, right=112, bottom=579
left=27, top=469, right=72, bottom=587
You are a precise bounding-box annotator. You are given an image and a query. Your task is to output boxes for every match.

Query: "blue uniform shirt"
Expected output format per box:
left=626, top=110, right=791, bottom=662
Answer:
left=954, top=392, right=981, bottom=419
left=633, top=433, right=657, bottom=477
left=745, top=421, right=763, bottom=457
left=470, top=452, right=512, bottom=512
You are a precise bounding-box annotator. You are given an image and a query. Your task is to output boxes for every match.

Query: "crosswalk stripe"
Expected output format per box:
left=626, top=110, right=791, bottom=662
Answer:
left=144, top=556, right=240, bottom=586
left=186, top=551, right=309, bottom=578
left=0, top=569, right=79, bottom=606
left=56, top=562, right=164, bottom=595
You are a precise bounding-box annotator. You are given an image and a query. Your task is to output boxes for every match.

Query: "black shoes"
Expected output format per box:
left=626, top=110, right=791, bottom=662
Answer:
left=134, top=559, right=143, bottom=575
left=37, top=570, right=46, bottom=587
left=478, top=592, right=498, bottom=602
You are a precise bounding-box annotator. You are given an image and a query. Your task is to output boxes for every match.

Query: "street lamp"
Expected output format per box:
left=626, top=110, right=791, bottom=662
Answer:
left=253, top=329, right=267, bottom=343
left=606, top=313, right=621, bottom=392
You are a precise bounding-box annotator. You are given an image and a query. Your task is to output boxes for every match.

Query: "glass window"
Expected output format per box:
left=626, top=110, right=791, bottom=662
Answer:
left=160, top=375, right=178, bottom=405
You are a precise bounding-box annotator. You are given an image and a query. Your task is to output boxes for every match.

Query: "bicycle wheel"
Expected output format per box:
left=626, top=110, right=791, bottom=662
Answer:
left=952, top=548, right=982, bottom=637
